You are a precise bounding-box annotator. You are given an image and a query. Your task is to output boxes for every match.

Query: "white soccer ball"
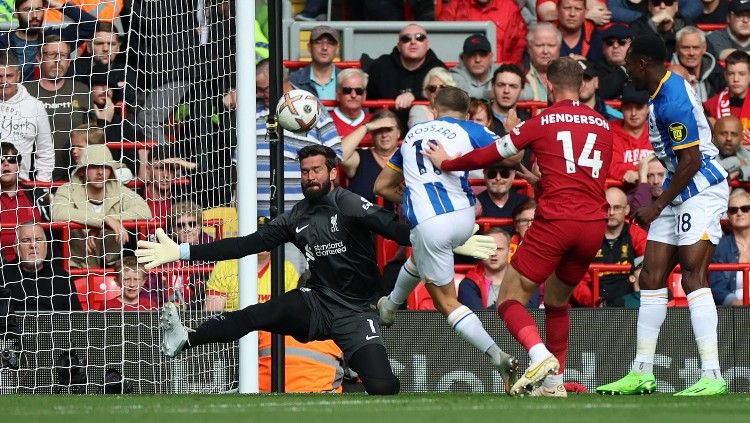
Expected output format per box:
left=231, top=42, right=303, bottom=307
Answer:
left=276, top=89, right=321, bottom=133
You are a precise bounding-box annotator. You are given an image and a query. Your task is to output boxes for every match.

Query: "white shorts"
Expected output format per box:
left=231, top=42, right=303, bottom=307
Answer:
left=647, top=182, right=729, bottom=246
left=410, top=207, right=475, bottom=286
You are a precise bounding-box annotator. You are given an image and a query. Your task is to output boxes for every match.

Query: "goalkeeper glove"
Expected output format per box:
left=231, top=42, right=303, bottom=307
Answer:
left=135, top=228, right=181, bottom=270
left=453, top=224, right=497, bottom=260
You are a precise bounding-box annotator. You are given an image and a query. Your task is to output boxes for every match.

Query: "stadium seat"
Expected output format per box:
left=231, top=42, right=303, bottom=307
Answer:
left=203, top=207, right=238, bottom=239
left=74, top=275, right=121, bottom=311
left=667, top=273, right=688, bottom=307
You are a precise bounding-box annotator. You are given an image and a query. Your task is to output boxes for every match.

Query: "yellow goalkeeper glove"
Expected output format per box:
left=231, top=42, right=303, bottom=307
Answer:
left=134, top=228, right=181, bottom=270
left=452, top=224, right=497, bottom=260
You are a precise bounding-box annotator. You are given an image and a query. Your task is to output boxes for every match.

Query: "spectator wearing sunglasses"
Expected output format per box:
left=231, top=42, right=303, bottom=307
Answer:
left=593, top=24, right=632, bottom=100
left=710, top=188, right=750, bottom=306
left=629, top=0, right=690, bottom=58
left=670, top=26, right=725, bottom=102
left=713, top=115, right=750, bottom=181
left=289, top=25, right=341, bottom=101
left=330, top=69, right=371, bottom=141
left=476, top=164, right=528, bottom=228
left=364, top=23, right=445, bottom=126
left=0, top=142, right=49, bottom=263
left=606, top=0, right=701, bottom=24
left=407, top=67, right=456, bottom=128
left=450, top=34, right=499, bottom=101
left=707, top=0, right=750, bottom=61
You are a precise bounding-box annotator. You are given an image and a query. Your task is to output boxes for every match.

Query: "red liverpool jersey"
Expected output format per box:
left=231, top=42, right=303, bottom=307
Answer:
left=508, top=100, right=612, bottom=221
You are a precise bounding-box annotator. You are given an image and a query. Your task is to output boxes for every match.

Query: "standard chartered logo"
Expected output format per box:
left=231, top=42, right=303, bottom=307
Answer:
left=313, top=241, right=347, bottom=256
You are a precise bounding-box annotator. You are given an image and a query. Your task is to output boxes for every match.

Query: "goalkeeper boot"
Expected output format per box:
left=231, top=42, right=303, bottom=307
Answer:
left=493, top=351, right=519, bottom=395
left=377, top=296, right=398, bottom=327
left=596, top=371, right=656, bottom=395
left=674, top=377, right=728, bottom=396
left=160, top=302, right=189, bottom=358
left=529, top=383, right=568, bottom=398
left=509, top=354, right=560, bottom=396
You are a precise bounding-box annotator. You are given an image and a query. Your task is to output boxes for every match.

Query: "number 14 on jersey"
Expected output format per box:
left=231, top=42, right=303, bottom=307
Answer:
left=557, top=131, right=603, bottom=178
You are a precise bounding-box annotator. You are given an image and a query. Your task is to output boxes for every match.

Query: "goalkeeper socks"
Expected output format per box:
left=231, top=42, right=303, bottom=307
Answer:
left=544, top=304, right=569, bottom=373
left=388, top=258, right=421, bottom=306
left=447, top=305, right=496, bottom=353
left=498, top=299, right=543, bottom=352
left=687, top=288, right=721, bottom=376
left=632, top=288, right=668, bottom=374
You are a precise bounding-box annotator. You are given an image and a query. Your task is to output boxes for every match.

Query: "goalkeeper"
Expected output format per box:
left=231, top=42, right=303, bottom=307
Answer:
left=136, top=145, right=497, bottom=395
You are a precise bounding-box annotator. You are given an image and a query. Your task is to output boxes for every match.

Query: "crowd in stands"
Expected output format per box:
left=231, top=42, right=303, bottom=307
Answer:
left=2, top=0, right=750, bottom=320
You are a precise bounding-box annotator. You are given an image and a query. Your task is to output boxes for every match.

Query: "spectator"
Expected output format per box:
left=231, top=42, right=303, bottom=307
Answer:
left=99, top=256, right=157, bottom=311
left=593, top=23, right=632, bottom=100
left=517, top=0, right=539, bottom=26
left=520, top=22, right=561, bottom=102
left=469, top=98, right=493, bottom=128
left=364, top=23, right=446, bottom=124
left=438, top=1, right=528, bottom=65
left=330, top=68, right=371, bottom=140
left=254, top=59, right=342, bottom=216
left=627, top=154, right=666, bottom=215
left=1, top=221, right=81, bottom=311
left=140, top=145, right=196, bottom=221
left=408, top=67, right=456, bottom=127
left=707, top=0, right=750, bottom=61
left=340, top=109, right=401, bottom=204
left=489, top=64, right=531, bottom=137
left=450, top=33, right=498, bottom=100
left=713, top=115, right=750, bottom=181
left=539, top=0, right=612, bottom=24
left=89, top=72, right=137, bottom=143
left=289, top=25, right=341, bottom=101
left=0, top=50, right=53, bottom=182
left=46, top=0, right=124, bottom=24
left=0, top=0, right=97, bottom=81
left=509, top=198, right=536, bottom=256
left=457, top=227, right=512, bottom=310
left=589, top=187, right=647, bottom=307
left=558, top=0, right=603, bottom=61
left=622, top=257, right=643, bottom=308
left=24, top=34, right=91, bottom=182
left=52, top=145, right=151, bottom=269
left=294, top=0, right=328, bottom=21
left=476, top=164, right=529, bottom=228
left=710, top=188, right=750, bottom=306
left=629, top=0, right=689, bottom=58
left=670, top=26, right=725, bottom=102
left=694, top=0, right=729, bottom=25
left=608, top=0, right=701, bottom=24
left=69, top=124, right=133, bottom=183
left=0, top=142, right=48, bottom=263
left=577, top=59, right=622, bottom=120
left=608, top=84, right=653, bottom=183
left=704, top=50, right=750, bottom=127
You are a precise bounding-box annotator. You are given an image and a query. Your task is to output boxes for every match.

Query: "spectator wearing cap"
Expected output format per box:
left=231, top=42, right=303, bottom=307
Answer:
left=476, top=164, right=528, bottom=228
left=139, top=145, right=196, bottom=221
left=713, top=116, right=750, bottom=181
left=707, top=0, right=750, bottom=60
left=608, top=85, right=654, bottom=183
left=520, top=22, right=561, bottom=102
left=629, top=0, right=690, bottom=58
left=24, top=34, right=91, bottom=182
left=330, top=68, right=371, bottom=141
left=450, top=33, right=499, bottom=101
left=593, top=23, right=632, bottom=100
left=557, top=0, right=603, bottom=62
left=438, top=1, right=528, bottom=65
left=0, top=142, right=49, bottom=263
left=289, top=25, right=341, bottom=100
left=52, top=144, right=151, bottom=269
left=489, top=64, right=531, bottom=137
left=704, top=50, right=750, bottom=128
left=364, top=23, right=446, bottom=125
left=694, top=0, right=729, bottom=25
left=670, top=26, right=725, bottom=102
left=577, top=59, right=622, bottom=120
left=607, top=0, right=701, bottom=24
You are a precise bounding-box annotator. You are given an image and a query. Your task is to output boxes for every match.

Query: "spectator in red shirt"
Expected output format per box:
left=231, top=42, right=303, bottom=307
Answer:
left=99, top=256, right=157, bottom=311
left=0, top=142, right=47, bottom=262
left=703, top=50, right=750, bottom=130
left=140, top=145, right=197, bottom=220
left=438, top=0, right=528, bottom=65
left=608, top=85, right=653, bottom=183
left=330, top=68, right=371, bottom=141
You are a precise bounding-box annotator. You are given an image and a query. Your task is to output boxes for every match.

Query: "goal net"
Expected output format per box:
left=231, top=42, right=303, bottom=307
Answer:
left=0, top=0, right=241, bottom=393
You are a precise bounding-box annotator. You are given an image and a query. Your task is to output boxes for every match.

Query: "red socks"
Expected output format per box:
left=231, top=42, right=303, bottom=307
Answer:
left=544, top=304, right=569, bottom=373
left=497, top=300, right=543, bottom=351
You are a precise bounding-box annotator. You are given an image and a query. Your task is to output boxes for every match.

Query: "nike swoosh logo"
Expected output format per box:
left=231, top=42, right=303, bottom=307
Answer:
left=365, top=335, right=379, bottom=340
left=295, top=225, right=309, bottom=233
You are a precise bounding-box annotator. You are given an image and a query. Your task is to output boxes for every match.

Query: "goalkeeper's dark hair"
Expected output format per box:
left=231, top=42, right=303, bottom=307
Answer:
left=298, top=145, right=338, bottom=171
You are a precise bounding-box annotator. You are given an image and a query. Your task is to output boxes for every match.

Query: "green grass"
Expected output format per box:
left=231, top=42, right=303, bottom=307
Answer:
left=2, top=393, right=749, bottom=423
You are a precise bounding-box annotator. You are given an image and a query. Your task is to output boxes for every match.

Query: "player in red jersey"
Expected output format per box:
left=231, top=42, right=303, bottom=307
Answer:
left=424, top=57, right=613, bottom=397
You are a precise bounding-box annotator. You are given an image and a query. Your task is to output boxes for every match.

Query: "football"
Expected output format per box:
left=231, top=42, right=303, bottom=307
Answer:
left=276, top=89, right=321, bottom=133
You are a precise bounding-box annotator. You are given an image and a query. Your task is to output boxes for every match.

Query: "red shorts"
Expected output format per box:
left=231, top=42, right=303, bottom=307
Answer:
left=511, top=217, right=606, bottom=286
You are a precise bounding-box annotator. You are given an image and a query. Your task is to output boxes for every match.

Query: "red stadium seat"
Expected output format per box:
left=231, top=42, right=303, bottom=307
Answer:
left=74, top=275, right=121, bottom=311
left=668, top=273, right=688, bottom=307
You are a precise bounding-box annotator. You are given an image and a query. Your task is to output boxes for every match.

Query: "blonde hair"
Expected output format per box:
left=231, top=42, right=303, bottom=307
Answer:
left=421, top=67, right=456, bottom=98
left=114, top=256, right=146, bottom=283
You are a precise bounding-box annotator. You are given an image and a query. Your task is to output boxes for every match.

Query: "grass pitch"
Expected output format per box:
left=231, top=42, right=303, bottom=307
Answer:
left=2, top=393, right=748, bottom=423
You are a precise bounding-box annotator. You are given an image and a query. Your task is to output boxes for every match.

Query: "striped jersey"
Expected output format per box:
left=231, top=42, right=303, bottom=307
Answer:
left=648, top=71, right=727, bottom=204
left=388, top=116, right=497, bottom=227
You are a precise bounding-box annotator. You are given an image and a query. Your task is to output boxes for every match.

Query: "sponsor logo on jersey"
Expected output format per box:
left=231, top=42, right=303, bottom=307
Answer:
left=330, top=214, right=339, bottom=232
left=360, top=197, right=372, bottom=210
left=313, top=241, right=347, bottom=256
left=365, top=335, right=380, bottom=341
left=295, top=224, right=309, bottom=233
left=668, top=122, right=687, bottom=142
